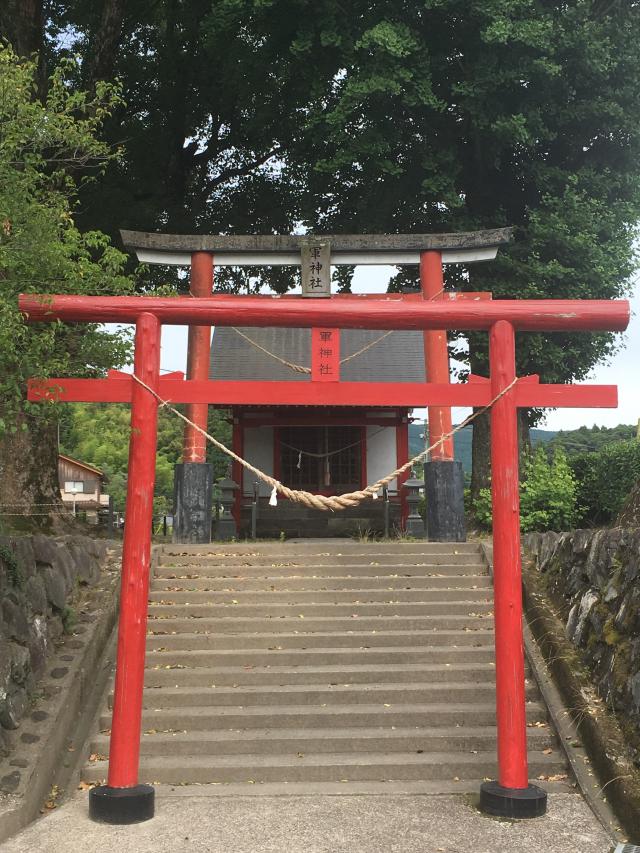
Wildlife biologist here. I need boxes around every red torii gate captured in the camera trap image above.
[120,228,513,542]
[20,290,629,824]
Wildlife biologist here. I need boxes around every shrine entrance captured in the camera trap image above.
[280,425,362,493]
[19,230,629,825]
[122,228,509,544]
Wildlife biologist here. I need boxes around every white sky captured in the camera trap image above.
[148,264,639,432]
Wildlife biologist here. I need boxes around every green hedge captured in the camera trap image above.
[473,446,578,533]
[570,440,640,526]
[472,440,640,531]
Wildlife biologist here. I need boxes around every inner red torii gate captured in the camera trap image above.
[20,289,629,824]
[121,228,514,543]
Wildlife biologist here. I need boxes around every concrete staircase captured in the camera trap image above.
[84,541,571,793]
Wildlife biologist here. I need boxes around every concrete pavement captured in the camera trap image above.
[0,791,614,853]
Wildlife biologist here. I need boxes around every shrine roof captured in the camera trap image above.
[210,327,425,383]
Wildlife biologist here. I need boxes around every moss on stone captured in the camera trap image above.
[603,617,623,647]
[586,631,600,652]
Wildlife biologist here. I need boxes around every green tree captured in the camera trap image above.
[474,445,578,533]
[59,402,232,515]
[41,0,316,290]
[570,440,640,527]
[0,46,134,524]
[5,3,640,507]
[283,2,640,498]
[519,446,578,533]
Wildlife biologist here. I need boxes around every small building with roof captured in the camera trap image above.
[58,454,110,523]
[210,326,425,538]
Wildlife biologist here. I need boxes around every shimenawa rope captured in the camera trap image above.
[279,427,385,460]
[131,374,518,512]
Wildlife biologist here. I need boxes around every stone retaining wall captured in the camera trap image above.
[524,528,640,744]
[0,534,108,753]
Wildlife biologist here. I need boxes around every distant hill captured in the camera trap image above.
[549,423,636,455]
[408,423,556,476]
[409,421,638,477]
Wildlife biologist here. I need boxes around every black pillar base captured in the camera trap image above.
[479,781,547,819]
[173,462,214,544]
[89,784,155,824]
[424,459,466,542]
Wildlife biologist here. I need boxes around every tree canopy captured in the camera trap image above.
[42,3,640,381]
[0,47,132,419]
[2,1,640,514]
[0,46,135,521]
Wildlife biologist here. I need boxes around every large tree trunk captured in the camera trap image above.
[0,0,43,57]
[518,410,531,462]
[85,0,126,88]
[470,409,491,503]
[162,0,198,232]
[0,0,46,94]
[0,413,62,531]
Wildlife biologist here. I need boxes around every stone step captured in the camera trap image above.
[155,565,486,582]
[111,682,537,710]
[144,662,500,687]
[158,554,484,570]
[82,750,565,786]
[146,600,494,617]
[98,702,548,732]
[145,645,498,669]
[149,584,493,600]
[146,615,493,635]
[90,725,555,757]
[253,527,378,539]
[152,573,492,590]
[160,543,483,556]
[146,629,495,651]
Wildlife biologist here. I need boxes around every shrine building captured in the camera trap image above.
[210,326,425,537]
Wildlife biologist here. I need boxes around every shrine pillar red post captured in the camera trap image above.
[420,251,466,542]
[479,319,545,818]
[89,312,160,823]
[173,252,216,543]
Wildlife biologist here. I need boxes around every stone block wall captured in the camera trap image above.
[525,528,640,738]
[0,534,108,754]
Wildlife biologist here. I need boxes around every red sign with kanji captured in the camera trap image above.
[311,327,340,382]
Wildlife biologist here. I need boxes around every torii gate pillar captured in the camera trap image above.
[173,252,215,544]
[421,251,466,542]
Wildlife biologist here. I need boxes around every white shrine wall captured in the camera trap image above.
[243,426,274,496]
[366,426,398,493]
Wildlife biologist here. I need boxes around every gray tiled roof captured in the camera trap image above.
[210,328,425,383]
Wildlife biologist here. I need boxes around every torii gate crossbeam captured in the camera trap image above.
[19,291,629,824]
